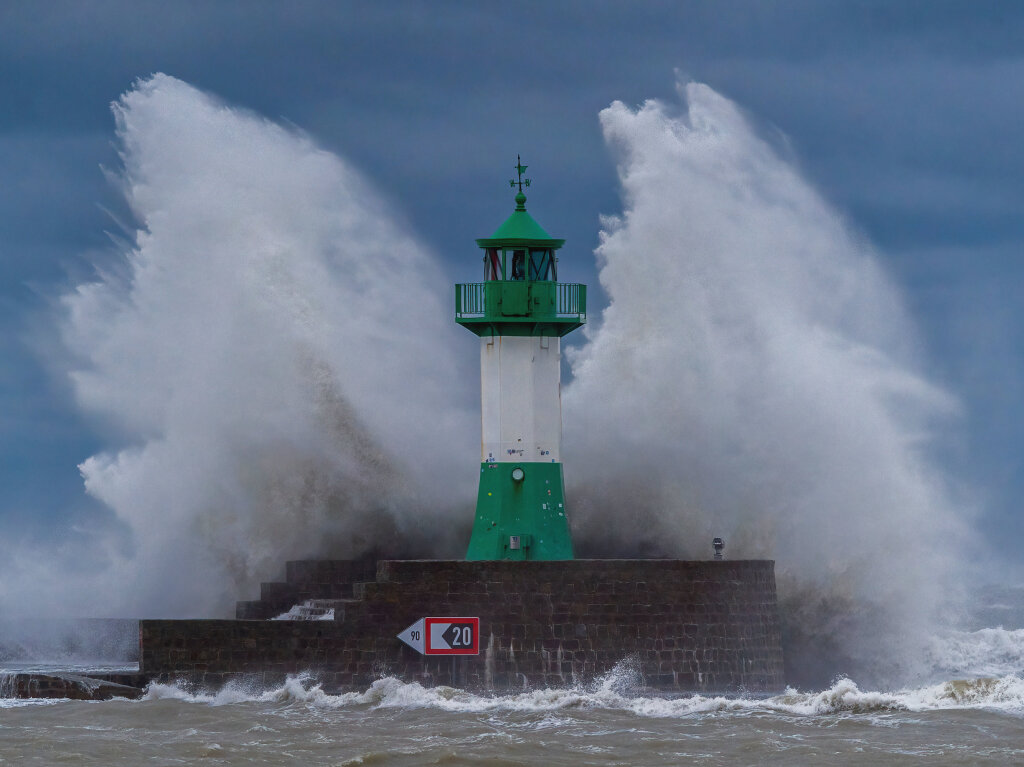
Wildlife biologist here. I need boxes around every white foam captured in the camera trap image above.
[132,666,1024,718]
[927,627,1024,678]
[143,671,364,707]
[0,697,67,709]
[271,604,335,621]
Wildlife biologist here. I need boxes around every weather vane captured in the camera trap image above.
[510,155,531,193]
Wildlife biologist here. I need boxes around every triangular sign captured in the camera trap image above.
[397,618,425,654]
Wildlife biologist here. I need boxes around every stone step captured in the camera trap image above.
[284,559,378,589]
[235,600,271,620]
[270,599,358,621]
[352,582,371,600]
[260,581,296,603]
[236,560,380,621]
[306,599,359,609]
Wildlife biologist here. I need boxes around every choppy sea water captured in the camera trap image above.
[5,602,1024,766]
[2,666,1024,765]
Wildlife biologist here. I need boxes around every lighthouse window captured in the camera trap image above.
[509,250,526,280]
[483,249,502,281]
[529,249,555,281]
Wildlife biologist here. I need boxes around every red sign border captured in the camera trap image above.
[424,616,480,655]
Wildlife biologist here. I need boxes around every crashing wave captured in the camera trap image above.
[137,663,1024,717]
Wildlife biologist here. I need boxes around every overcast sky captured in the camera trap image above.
[1,1,1022,566]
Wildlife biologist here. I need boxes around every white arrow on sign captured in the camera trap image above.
[397,618,425,654]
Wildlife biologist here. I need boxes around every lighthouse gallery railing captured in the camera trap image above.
[455,282,586,321]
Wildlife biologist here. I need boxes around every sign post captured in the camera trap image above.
[397,617,480,655]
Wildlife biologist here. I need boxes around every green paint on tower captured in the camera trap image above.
[466,462,573,561]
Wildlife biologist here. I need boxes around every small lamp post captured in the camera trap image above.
[713,538,725,561]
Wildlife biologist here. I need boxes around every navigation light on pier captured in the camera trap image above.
[455,157,586,561]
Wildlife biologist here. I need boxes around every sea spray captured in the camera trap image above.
[0,619,138,665]
[927,627,1024,679]
[564,80,974,687]
[2,74,978,693]
[50,74,476,618]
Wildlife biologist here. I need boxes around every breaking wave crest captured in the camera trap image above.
[928,627,1024,679]
[139,669,1024,718]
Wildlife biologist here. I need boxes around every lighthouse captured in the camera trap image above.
[455,158,586,561]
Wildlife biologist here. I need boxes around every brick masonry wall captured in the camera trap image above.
[142,559,784,693]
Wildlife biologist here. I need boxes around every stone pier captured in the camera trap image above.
[140,559,785,694]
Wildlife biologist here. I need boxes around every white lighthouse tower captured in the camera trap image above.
[454,158,586,560]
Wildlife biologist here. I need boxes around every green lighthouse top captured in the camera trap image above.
[455,156,585,337]
[476,155,565,249]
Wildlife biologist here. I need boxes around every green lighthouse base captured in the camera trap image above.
[466,461,574,561]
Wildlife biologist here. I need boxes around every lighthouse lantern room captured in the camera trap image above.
[455,158,586,561]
